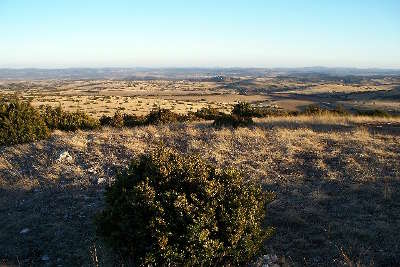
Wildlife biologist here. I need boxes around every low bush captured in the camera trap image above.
[101,109,197,128]
[194,107,223,120]
[232,102,257,118]
[356,109,391,117]
[0,96,50,145]
[95,146,271,266]
[213,102,255,127]
[145,108,187,125]
[43,106,99,131]
[302,104,326,115]
[123,113,146,127]
[100,111,124,128]
[213,113,254,128]
[301,104,350,116]
[99,114,113,126]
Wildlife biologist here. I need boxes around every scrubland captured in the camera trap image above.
[1,114,400,266]
[1,75,400,265]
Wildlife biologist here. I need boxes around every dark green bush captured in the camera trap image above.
[212,102,255,127]
[99,114,113,126]
[194,107,223,120]
[145,108,182,125]
[100,111,125,128]
[232,102,257,118]
[213,113,254,128]
[95,146,270,266]
[123,113,146,127]
[0,96,50,145]
[43,106,99,131]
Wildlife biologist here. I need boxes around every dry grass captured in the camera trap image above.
[1,117,400,265]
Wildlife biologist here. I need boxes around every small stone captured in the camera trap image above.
[41,255,50,261]
[97,177,106,184]
[20,228,30,234]
[57,151,73,163]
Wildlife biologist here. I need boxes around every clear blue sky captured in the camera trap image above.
[0,0,399,68]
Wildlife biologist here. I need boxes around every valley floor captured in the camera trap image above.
[1,116,400,266]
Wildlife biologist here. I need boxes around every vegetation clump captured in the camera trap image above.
[213,113,254,128]
[145,108,182,125]
[302,104,348,116]
[100,111,125,128]
[0,96,50,145]
[213,102,255,127]
[356,109,391,117]
[232,102,257,118]
[43,106,99,131]
[194,106,223,120]
[122,113,146,127]
[95,146,271,266]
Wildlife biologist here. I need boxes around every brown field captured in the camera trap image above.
[1,76,400,266]
[1,76,399,117]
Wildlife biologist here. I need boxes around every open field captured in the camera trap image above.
[1,75,399,117]
[1,115,400,266]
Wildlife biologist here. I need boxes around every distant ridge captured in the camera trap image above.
[0,67,399,80]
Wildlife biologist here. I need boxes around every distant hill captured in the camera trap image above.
[0,67,399,80]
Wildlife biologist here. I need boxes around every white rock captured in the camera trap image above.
[57,151,73,163]
[20,228,30,234]
[97,177,106,184]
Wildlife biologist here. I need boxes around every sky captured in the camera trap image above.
[0,0,399,68]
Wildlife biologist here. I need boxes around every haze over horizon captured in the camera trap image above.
[1,0,399,69]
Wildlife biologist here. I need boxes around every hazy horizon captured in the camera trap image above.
[1,66,400,70]
[1,0,399,69]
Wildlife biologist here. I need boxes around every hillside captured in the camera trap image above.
[1,116,400,266]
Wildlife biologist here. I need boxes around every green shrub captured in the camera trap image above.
[123,113,146,127]
[95,146,270,266]
[194,107,223,120]
[43,106,99,131]
[99,114,113,126]
[232,102,256,118]
[145,108,181,125]
[213,113,254,128]
[99,111,124,128]
[0,96,50,145]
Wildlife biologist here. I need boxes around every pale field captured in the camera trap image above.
[1,77,399,117]
[1,115,400,266]
[0,79,271,116]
